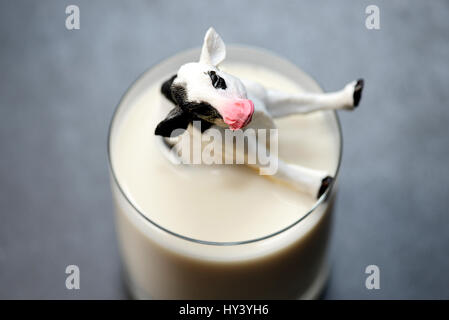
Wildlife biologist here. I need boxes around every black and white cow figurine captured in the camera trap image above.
[155,27,364,199]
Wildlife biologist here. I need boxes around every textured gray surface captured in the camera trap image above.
[0,0,448,299]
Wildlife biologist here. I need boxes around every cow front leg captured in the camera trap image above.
[265,79,364,118]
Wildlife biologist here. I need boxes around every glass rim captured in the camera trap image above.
[107,44,343,246]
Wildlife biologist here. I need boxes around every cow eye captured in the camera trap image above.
[208,71,227,90]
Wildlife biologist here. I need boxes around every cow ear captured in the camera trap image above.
[199,27,226,66]
[155,106,191,137]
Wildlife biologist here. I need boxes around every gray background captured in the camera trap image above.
[0,0,448,299]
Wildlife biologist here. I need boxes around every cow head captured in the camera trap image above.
[155,28,254,137]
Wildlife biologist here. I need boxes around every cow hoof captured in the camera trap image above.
[353,78,364,107]
[317,176,334,199]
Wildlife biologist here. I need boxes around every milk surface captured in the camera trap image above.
[112,63,339,243]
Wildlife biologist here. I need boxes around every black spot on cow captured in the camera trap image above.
[353,79,364,107]
[208,70,227,90]
[156,75,222,137]
[161,74,177,104]
[317,176,334,199]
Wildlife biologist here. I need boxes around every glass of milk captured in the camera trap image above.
[108,46,342,299]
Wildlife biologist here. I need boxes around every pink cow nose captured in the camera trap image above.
[220,99,255,130]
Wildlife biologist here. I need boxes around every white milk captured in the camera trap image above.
[109,49,341,299]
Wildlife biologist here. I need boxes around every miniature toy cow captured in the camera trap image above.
[155,28,364,199]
